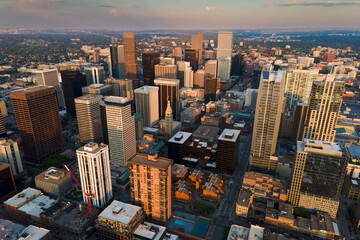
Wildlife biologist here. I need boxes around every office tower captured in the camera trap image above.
[284,69,319,112]
[204,50,214,60]
[160,57,175,65]
[216,129,241,172]
[0,139,23,175]
[291,103,307,142]
[184,66,194,88]
[91,52,100,63]
[231,53,243,76]
[303,76,344,142]
[168,131,193,162]
[204,75,217,103]
[84,66,105,85]
[75,94,103,143]
[123,33,139,80]
[96,200,144,240]
[128,153,172,222]
[205,60,217,78]
[191,32,203,64]
[250,70,286,173]
[77,142,113,208]
[10,86,64,164]
[0,163,16,202]
[177,61,190,86]
[35,69,65,109]
[184,48,199,72]
[110,45,125,79]
[217,56,231,80]
[61,70,87,118]
[35,167,72,197]
[194,69,205,88]
[244,89,258,109]
[288,140,346,218]
[142,50,160,86]
[104,78,133,99]
[81,84,112,96]
[323,52,336,62]
[165,100,173,140]
[135,114,144,140]
[0,113,5,138]
[155,63,177,79]
[172,47,182,59]
[134,86,159,127]
[154,78,180,120]
[217,31,233,59]
[103,96,136,167]
[0,101,7,117]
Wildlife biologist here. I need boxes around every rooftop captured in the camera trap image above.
[134,222,166,240]
[248,225,264,240]
[128,154,172,170]
[218,129,240,143]
[35,167,70,184]
[18,225,50,240]
[298,139,342,156]
[75,94,103,103]
[77,142,108,154]
[262,70,285,83]
[4,188,41,208]
[104,96,132,105]
[98,200,142,225]
[134,86,159,93]
[193,125,219,140]
[168,131,192,144]
[227,224,249,240]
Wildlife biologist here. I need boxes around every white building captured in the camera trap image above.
[77,142,113,208]
[184,66,194,88]
[217,57,231,80]
[134,86,159,127]
[244,89,258,109]
[217,31,233,59]
[0,138,23,175]
[84,66,105,85]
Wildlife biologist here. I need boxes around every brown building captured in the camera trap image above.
[104,78,134,99]
[154,78,180,120]
[142,50,160,86]
[155,63,177,79]
[216,129,240,172]
[172,47,182,59]
[191,32,203,64]
[194,69,205,88]
[35,167,72,197]
[323,52,336,62]
[184,48,199,72]
[128,153,172,222]
[204,75,217,103]
[10,86,64,164]
[123,33,139,82]
[291,103,307,142]
[0,109,6,138]
[0,163,16,202]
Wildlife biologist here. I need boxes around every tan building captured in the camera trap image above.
[172,47,182,59]
[236,190,252,218]
[155,63,177,79]
[0,138,23,175]
[81,83,112,96]
[191,32,203,64]
[75,94,103,143]
[0,100,8,117]
[250,68,286,173]
[104,78,134,99]
[194,69,205,88]
[205,60,217,78]
[128,153,172,222]
[35,167,72,196]
[123,33,139,80]
[134,86,159,127]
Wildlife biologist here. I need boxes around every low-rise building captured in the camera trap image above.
[236,190,252,218]
[175,180,191,201]
[0,219,51,240]
[134,221,179,240]
[35,167,72,197]
[172,164,188,180]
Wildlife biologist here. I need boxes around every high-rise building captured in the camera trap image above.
[165,100,173,140]
[177,61,190,87]
[194,69,205,88]
[10,86,64,164]
[0,138,23,175]
[217,31,233,59]
[0,163,16,202]
[172,47,182,60]
[216,129,241,172]
[155,63,177,79]
[75,94,103,143]
[84,66,105,85]
[77,142,113,208]
[128,153,172,222]
[134,86,159,127]
[135,113,144,140]
[184,66,194,88]
[123,33,139,80]
[204,75,217,103]
[160,57,175,65]
[244,89,258,109]
[81,84,112,96]
[191,32,203,64]
[0,101,8,118]
[284,69,319,112]
[250,69,286,173]
[103,96,136,167]
[184,49,199,72]
[104,78,134,99]
[142,50,160,86]
[61,70,87,118]
[205,60,217,78]
[91,52,100,63]
[204,50,214,60]
[287,140,347,218]
[110,45,126,79]
[231,53,244,76]
[303,76,344,142]
[217,56,231,80]
[291,103,307,142]
[0,112,6,138]
[154,78,180,120]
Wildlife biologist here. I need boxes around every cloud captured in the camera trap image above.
[205,6,216,11]
[98,4,112,8]
[18,0,64,3]
[266,1,360,7]
[108,9,123,16]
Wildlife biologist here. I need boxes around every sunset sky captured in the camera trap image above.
[0,0,359,30]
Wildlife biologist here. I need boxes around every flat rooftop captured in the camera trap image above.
[128,154,172,170]
[19,225,50,240]
[134,222,166,240]
[104,96,132,105]
[98,200,142,225]
[10,85,53,94]
[168,131,192,144]
[4,188,41,208]
[134,86,159,93]
[193,125,219,140]
[298,139,342,156]
[227,224,249,240]
[77,142,107,154]
[35,167,70,184]
[218,129,240,143]
[262,70,285,83]
[75,94,103,103]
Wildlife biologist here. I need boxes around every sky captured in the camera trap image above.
[0,0,359,30]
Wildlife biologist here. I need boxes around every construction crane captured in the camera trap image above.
[63,164,94,226]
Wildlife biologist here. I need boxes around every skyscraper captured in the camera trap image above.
[194,69,205,88]
[184,66,194,88]
[216,129,241,172]
[77,142,113,208]
[110,45,125,79]
[142,50,160,86]
[184,48,199,72]
[123,33,139,80]
[61,70,87,118]
[250,69,286,173]
[177,61,191,87]
[154,78,180,120]
[103,96,136,167]
[84,66,105,85]
[134,86,159,127]
[204,75,217,103]
[217,31,233,59]
[191,32,203,64]
[128,153,172,222]
[165,100,173,140]
[205,60,217,78]
[0,163,16,202]
[155,63,177,79]
[10,86,64,164]
[0,139,23,176]
[104,78,134,99]
[217,57,231,80]
[75,94,103,143]
[303,75,344,142]
[287,140,346,218]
